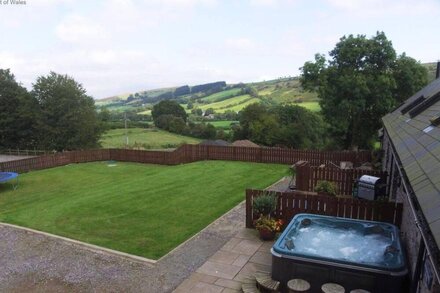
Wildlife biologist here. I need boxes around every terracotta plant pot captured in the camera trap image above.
[258,228,276,241]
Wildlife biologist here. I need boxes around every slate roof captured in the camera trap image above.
[382,77,440,248]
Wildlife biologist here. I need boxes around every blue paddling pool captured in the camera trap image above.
[0,172,19,189]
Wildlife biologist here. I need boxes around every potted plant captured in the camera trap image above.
[254,216,283,240]
[315,180,338,196]
[252,192,282,240]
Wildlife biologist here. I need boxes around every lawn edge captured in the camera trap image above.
[0,222,157,266]
[157,199,246,262]
[157,176,287,261]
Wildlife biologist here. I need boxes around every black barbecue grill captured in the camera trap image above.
[355,175,386,200]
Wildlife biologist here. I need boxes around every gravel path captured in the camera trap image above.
[0,202,246,293]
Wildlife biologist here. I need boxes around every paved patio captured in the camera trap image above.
[174,228,274,293]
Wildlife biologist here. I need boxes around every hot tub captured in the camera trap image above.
[271,214,408,293]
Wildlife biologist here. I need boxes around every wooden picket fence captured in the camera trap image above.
[245,189,403,228]
[0,145,372,173]
[295,161,387,196]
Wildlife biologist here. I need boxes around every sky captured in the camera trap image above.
[0,0,439,99]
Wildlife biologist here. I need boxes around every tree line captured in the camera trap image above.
[0,70,102,151]
[151,100,217,139]
[2,32,428,152]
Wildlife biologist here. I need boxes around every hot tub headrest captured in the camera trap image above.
[300,218,311,227]
[284,238,295,250]
[364,225,385,235]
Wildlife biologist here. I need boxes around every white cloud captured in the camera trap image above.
[326,0,440,17]
[151,0,218,7]
[32,0,73,7]
[225,38,256,51]
[249,0,279,6]
[0,52,25,70]
[55,15,108,43]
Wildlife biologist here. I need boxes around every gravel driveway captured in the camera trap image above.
[0,202,246,293]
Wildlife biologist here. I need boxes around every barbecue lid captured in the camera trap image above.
[358,175,380,185]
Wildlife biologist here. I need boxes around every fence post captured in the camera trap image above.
[295,161,310,192]
[246,189,254,228]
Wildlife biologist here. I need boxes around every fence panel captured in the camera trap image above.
[296,165,387,196]
[245,189,402,228]
[0,145,372,175]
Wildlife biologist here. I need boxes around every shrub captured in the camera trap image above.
[315,180,338,196]
[253,192,277,216]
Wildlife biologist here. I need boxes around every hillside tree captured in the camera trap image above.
[152,100,187,128]
[274,105,328,149]
[235,103,327,148]
[33,72,102,150]
[300,32,428,149]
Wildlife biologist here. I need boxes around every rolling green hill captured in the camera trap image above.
[97,62,436,117]
[96,77,320,116]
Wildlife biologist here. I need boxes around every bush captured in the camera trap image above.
[315,180,338,196]
[253,192,277,216]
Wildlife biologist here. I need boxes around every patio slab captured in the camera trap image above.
[173,227,274,292]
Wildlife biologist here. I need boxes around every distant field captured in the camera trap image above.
[100,128,200,149]
[255,78,319,106]
[138,109,152,115]
[196,120,238,130]
[201,88,242,102]
[293,101,321,112]
[198,94,259,113]
[226,98,260,112]
[101,104,138,112]
[208,120,238,128]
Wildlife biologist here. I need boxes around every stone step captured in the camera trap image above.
[255,271,280,292]
[241,275,260,293]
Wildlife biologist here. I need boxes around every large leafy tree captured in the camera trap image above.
[234,103,327,148]
[151,100,188,129]
[151,100,187,128]
[235,103,279,145]
[274,105,328,149]
[393,53,428,103]
[0,69,39,149]
[33,72,102,150]
[300,32,427,149]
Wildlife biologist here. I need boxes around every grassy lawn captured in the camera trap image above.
[0,161,286,259]
[100,128,200,149]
